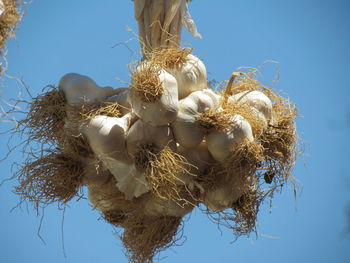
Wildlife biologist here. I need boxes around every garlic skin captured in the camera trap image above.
[182,89,221,113]
[107,88,132,116]
[81,114,132,163]
[177,143,215,176]
[107,161,149,200]
[126,119,176,158]
[177,143,215,192]
[171,89,220,148]
[59,73,115,105]
[171,112,203,149]
[81,114,149,199]
[206,115,254,162]
[129,66,179,126]
[168,54,207,99]
[228,90,273,126]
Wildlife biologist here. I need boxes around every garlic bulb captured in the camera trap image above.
[177,143,215,192]
[88,176,137,213]
[168,54,207,99]
[107,161,149,200]
[228,90,273,126]
[129,64,179,126]
[177,143,215,176]
[202,177,246,211]
[81,114,132,163]
[59,73,115,105]
[126,119,176,158]
[107,88,131,116]
[81,114,148,199]
[81,158,113,187]
[171,89,220,148]
[206,114,254,162]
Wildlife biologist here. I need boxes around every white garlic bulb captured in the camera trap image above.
[59,73,115,105]
[168,54,207,99]
[229,90,273,128]
[129,64,179,126]
[206,114,254,162]
[126,119,176,158]
[107,88,132,116]
[171,89,220,148]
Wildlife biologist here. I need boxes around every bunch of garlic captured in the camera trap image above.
[58,52,273,216]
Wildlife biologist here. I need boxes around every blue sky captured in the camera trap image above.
[1,0,350,262]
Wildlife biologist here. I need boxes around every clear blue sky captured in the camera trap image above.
[1,0,350,262]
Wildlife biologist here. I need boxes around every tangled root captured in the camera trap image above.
[198,71,298,239]
[148,47,192,70]
[121,214,183,263]
[197,109,234,133]
[221,70,298,180]
[222,140,264,182]
[55,126,93,161]
[131,64,163,103]
[231,189,263,237]
[203,140,264,191]
[223,71,262,97]
[135,144,197,207]
[200,141,267,238]
[224,101,265,137]
[78,101,121,121]
[14,150,84,210]
[197,102,263,138]
[18,85,67,143]
[260,97,298,181]
[205,187,264,240]
[0,0,21,53]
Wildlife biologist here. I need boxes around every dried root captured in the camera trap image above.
[224,101,265,137]
[197,108,234,133]
[205,187,264,240]
[223,71,262,97]
[0,0,21,52]
[260,96,298,181]
[18,85,67,143]
[78,101,121,121]
[203,140,264,191]
[221,70,298,180]
[14,150,84,210]
[197,99,264,138]
[200,140,277,238]
[55,126,93,161]
[131,64,163,103]
[230,189,263,237]
[135,144,197,207]
[148,47,192,70]
[121,214,183,263]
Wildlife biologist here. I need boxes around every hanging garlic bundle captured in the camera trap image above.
[14,1,298,263]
